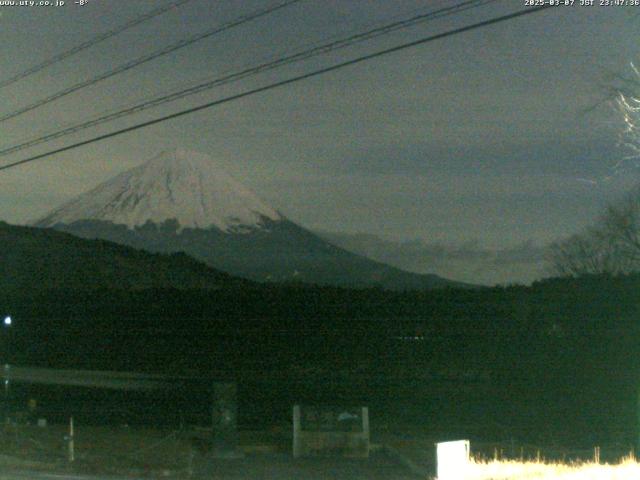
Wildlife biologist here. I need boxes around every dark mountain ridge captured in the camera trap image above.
[0,221,243,291]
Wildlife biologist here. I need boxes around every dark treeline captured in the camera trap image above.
[1,273,638,446]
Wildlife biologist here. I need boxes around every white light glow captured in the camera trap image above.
[467,457,640,480]
[614,62,640,176]
[3,316,11,326]
[434,440,640,479]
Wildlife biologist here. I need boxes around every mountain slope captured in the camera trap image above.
[0,221,242,291]
[48,217,462,289]
[34,149,465,290]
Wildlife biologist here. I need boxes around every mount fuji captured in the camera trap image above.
[34,149,462,290]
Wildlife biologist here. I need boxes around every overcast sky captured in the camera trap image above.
[0,0,638,283]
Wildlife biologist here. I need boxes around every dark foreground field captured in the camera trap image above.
[0,424,422,479]
[1,423,632,480]
[191,454,418,480]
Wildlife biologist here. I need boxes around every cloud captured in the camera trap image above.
[315,229,550,286]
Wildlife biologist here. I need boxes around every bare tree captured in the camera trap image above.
[550,228,616,276]
[549,63,640,277]
[549,188,640,276]
[600,186,640,263]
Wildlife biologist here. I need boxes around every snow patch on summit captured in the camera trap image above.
[34,149,282,231]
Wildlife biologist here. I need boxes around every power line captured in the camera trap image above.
[0,0,303,124]
[0,4,554,173]
[0,0,195,91]
[0,0,497,157]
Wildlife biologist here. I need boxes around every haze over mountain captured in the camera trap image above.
[315,231,549,286]
[34,149,464,290]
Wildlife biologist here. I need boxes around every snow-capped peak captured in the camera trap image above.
[34,149,282,231]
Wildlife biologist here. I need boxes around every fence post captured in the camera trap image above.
[211,382,238,458]
[362,406,370,454]
[68,417,75,463]
[292,405,301,458]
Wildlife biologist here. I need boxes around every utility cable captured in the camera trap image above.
[0,0,303,124]
[0,0,496,157]
[0,0,196,90]
[0,5,554,172]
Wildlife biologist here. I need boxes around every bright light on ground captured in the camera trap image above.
[3,316,10,326]
[437,440,470,480]
[461,457,640,480]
